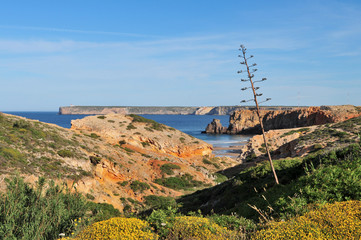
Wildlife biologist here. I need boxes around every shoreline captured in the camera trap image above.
[213,145,244,158]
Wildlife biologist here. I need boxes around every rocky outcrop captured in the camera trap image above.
[225,105,361,134]
[71,114,213,158]
[238,127,316,161]
[203,119,227,134]
[238,113,361,162]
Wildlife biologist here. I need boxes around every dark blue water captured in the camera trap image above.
[4,112,250,154]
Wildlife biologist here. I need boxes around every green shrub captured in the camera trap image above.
[203,158,220,169]
[144,195,177,210]
[202,158,212,165]
[86,193,95,200]
[30,128,46,139]
[89,156,101,165]
[129,114,154,123]
[258,147,266,153]
[90,133,100,139]
[160,163,181,175]
[147,207,178,239]
[0,147,24,162]
[179,137,185,143]
[118,140,126,145]
[117,181,128,187]
[155,173,203,190]
[141,141,150,147]
[313,143,323,150]
[97,116,106,119]
[86,202,121,222]
[149,122,166,131]
[0,177,87,239]
[281,128,310,138]
[130,180,150,193]
[209,214,256,232]
[213,173,228,183]
[12,120,31,129]
[144,127,154,132]
[128,114,165,131]
[57,149,74,158]
[245,152,257,162]
[121,147,135,153]
[126,123,137,130]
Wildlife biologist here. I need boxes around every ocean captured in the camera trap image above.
[4,112,250,156]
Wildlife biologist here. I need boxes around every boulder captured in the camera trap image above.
[204,119,227,134]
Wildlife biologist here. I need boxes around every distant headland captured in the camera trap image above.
[59,105,305,115]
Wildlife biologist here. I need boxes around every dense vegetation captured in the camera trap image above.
[0,176,121,240]
[179,143,361,219]
[155,173,206,190]
[4,141,360,239]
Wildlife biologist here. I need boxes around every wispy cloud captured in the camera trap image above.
[1,2,361,110]
[0,25,157,38]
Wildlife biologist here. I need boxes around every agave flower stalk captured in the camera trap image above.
[238,45,279,185]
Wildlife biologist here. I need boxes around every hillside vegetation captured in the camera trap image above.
[2,112,361,239]
[0,112,235,212]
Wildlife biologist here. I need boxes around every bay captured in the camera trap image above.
[4,112,250,156]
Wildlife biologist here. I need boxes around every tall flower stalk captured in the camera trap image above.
[238,45,279,185]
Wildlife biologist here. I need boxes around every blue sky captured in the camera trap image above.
[0,0,360,111]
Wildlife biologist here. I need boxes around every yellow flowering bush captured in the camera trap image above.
[253,200,361,239]
[167,216,237,240]
[72,217,158,240]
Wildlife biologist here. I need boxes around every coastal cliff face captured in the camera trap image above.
[205,105,361,134]
[59,105,302,116]
[0,112,240,212]
[59,106,235,115]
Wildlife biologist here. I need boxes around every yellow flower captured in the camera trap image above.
[253,200,361,240]
[167,216,237,240]
[73,217,157,240]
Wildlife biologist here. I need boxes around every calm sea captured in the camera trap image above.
[4,112,250,156]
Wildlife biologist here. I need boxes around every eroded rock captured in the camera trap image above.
[224,105,361,134]
[204,119,227,134]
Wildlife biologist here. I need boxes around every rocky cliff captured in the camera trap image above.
[237,114,361,162]
[204,105,361,134]
[59,105,302,115]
